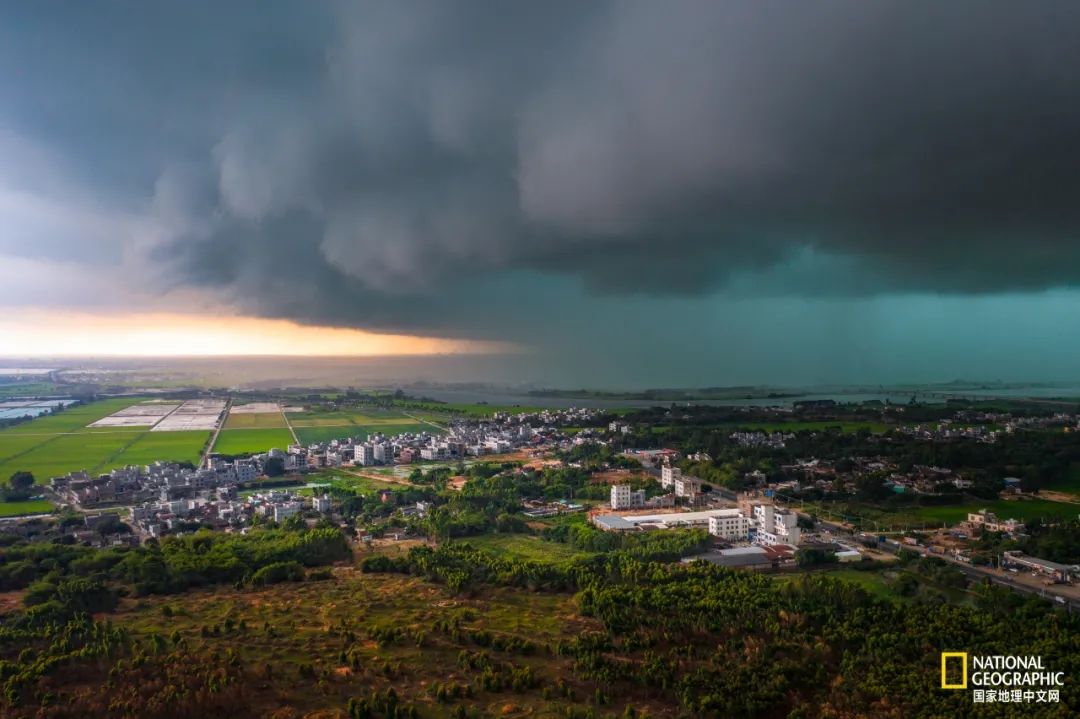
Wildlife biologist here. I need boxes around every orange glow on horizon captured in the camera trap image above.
[0,310,514,357]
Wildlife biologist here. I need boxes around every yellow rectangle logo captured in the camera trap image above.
[941,652,968,689]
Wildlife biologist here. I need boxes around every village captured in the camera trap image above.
[41,406,604,539]
[5,399,1079,609]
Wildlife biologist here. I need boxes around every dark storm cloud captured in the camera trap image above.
[4,0,1080,336]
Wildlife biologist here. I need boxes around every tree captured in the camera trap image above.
[1,471,35,501]
[795,548,837,567]
[9,471,34,491]
[854,473,890,501]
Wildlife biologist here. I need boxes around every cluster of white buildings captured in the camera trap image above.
[295,430,445,468]
[699,505,800,545]
[52,458,263,508]
[128,489,335,538]
[899,423,1001,443]
[965,508,1024,536]
[729,431,793,448]
[610,484,646,510]
[609,466,704,510]
[303,408,602,468]
[660,466,704,499]
[750,504,801,545]
[609,484,673,510]
[594,502,801,547]
[446,408,604,456]
[50,455,343,537]
[51,406,598,514]
[490,407,601,426]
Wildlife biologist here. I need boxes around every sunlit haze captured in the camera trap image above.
[0,310,513,357]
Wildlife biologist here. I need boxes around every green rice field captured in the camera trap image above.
[0,498,54,517]
[905,498,1080,525]
[0,428,211,483]
[223,411,288,429]
[798,496,1080,530]
[212,428,295,456]
[110,431,211,467]
[293,426,370,445]
[0,382,56,399]
[293,422,437,446]
[0,398,140,435]
[286,408,415,427]
[0,398,211,483]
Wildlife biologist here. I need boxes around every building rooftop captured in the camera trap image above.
[592,515,636,531]
[683,546,772,568]
[1004,552,1077,573]
[718,546,767,556]
[602,508,742,526]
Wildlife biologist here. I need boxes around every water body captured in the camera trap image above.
[0,399,77,420]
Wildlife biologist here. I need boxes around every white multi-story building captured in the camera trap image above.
[967,509,1022,535]
[661,466,681,489]
[354,444,375,466]
[164,499,192,517]
[674,476,703,499]
[373,443,389,464]
[484,439,510,454]
[708,510,753,540]
[235,462,258,483]
[130,505,154,522]
[285,452,308,471]
[611,484,645,510]
[312,495,332,513]
[754,504,801,546]
[274,501,303,522]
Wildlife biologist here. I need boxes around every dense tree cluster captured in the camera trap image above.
[362,542,1079,717]
[0,526,350,597]
[0,525,353,712]
[399,461,633,540]
[1,472,36,502]
[541,515,708,561]
[558,443,641,472]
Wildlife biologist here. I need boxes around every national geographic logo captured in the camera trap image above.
[941,652,968,689]
[941,652,1063,704]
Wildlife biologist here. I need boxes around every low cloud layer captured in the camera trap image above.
[3,1,1080,356]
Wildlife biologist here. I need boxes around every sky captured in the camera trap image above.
[2,1,1080,388]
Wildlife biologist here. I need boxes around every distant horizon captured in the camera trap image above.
[3,355,1080,396]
